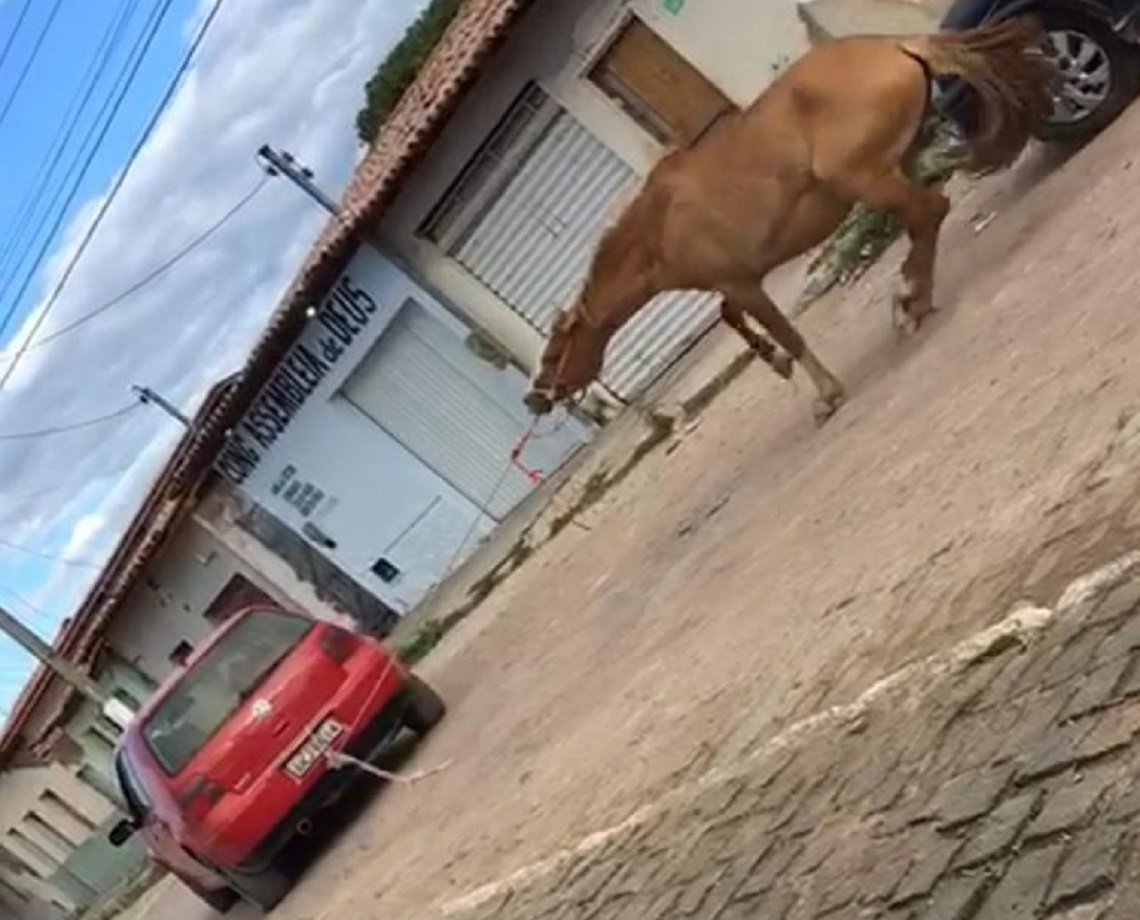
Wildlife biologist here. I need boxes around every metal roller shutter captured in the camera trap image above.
[432,86,716,400]
[342,299,583,521]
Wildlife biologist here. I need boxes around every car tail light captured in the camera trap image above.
[180,776,225,823]
[319,628,359,664]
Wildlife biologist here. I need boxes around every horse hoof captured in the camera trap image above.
[812,391,845,426]
[773,352,794,380]
[891,297,926,340]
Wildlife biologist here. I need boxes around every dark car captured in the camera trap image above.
[936,0,1140,141]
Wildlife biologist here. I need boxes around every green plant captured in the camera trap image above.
[395,620,448,665]
[356,0,466,145]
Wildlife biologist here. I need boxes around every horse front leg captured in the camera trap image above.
[720,300,793,379]
[720,283,845,425]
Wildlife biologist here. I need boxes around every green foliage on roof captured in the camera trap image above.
[355,0,466,145]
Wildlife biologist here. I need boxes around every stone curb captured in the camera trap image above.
[437,549,1140,917]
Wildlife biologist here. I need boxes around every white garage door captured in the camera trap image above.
[423,84,716,400]
[342,298,586,521]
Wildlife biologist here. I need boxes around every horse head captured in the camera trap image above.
[524,308,610,415]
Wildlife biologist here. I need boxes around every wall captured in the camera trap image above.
[214,245,567,613]
[192,481,390,633]
[102,515,337,686]
[377,0,810,373]
[0,762,115,913]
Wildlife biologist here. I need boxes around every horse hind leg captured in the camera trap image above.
[721,284,844,425]
[720,301,793,379]
[837,168,950,334]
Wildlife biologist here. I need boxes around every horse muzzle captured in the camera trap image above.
[523,389,555,416]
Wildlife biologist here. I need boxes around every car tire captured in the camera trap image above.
[1033,12,1140,142]
[403,674,446,734]
[222,864,293,912]
[182,876,239,913]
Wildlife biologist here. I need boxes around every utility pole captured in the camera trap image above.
[257,145,341,217]
[0,604,105,705]
[132,385,190,427]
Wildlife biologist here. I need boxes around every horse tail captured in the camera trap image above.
[902,15,1055,172]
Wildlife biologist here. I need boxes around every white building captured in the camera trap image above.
[195,0,834,617]
[213,246,589,615]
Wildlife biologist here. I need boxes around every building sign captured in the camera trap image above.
[217,273,380,485]
[270,464,337,520]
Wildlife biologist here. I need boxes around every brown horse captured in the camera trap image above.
[524,17,1053,423]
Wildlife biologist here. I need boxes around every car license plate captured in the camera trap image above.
[284,719,344,779]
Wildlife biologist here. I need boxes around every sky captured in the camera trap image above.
[0,0,425,721]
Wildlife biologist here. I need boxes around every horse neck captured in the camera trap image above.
[579,216,660,337]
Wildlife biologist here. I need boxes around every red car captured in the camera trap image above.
[108,605,445,912]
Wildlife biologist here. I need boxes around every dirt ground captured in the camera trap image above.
[139,103,1140,920]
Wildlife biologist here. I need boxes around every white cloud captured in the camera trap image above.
[0,0,424,668]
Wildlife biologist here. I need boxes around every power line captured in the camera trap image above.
[0,403,139,442]
[0,0,34,78]
[0,0,229,392]
[0,0,142,286]
[0,536,101,570]
[0,0,67,137]
[0,0,175,341]
[22,175,269,352]
[0,585,50,622]
[2,463,135,504]
[0,0,177,348]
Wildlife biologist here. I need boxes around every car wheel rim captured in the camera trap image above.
[1042,28,1113,124]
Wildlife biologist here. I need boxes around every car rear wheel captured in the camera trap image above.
[181,875,239,913]
[403,674,446,734]
[1034,13,1140,142]
[220,864,293,912]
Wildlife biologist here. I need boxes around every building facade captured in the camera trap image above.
[375,0,811,399]
[214,245,588,615]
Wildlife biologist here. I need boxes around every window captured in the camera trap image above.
[420,82,559,249]
[143,610,312,774]
[371,558,401,583]
[589,18,736,147]
[169,641,193,667]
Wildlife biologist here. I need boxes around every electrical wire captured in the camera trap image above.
[0,0,142,286]
[0,403,139,442]
[0,0,178,342]
[0,0,67,137]
[21,175,270,352]
[0,0,34,78]
[2,465,135,504]
[0,585,51,622]
[0,0,236,378]
[0,536,101,570]
[0,0,232,387]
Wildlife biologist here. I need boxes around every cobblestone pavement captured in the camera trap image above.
[442,558,1140,920]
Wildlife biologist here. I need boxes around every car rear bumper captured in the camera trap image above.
[233,685,410,873]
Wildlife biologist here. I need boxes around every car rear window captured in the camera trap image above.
[142,609,312,774]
